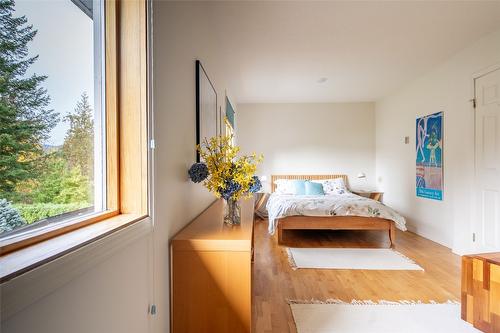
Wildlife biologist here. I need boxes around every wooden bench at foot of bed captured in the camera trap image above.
[276,216,396,247]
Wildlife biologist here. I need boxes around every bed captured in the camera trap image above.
[267,174,407,247]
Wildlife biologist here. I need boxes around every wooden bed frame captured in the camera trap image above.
[271,174,396,247]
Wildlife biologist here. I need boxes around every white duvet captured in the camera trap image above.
[266,193,407,234]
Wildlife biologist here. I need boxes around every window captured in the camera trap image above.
[0,0,107,245]
[0,0,149,256]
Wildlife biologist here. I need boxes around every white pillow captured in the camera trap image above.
[312,178,349,195]
[274,179,295,194]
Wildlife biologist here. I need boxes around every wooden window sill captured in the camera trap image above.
[0,213,148,284]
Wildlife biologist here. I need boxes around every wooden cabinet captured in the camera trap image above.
[461,252,500,333]
[171,199,254,333]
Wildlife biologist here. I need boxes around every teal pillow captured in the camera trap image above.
[293,180,307,195]
[305,181,325,195]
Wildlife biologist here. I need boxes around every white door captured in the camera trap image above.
[474,68,500,252]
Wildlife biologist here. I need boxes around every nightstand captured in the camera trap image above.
[353,190,383,202]
[254,192,270,219]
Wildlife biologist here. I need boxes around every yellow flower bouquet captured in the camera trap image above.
[188,135,263,225]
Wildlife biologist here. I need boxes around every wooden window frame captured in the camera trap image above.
[0,0,149,256]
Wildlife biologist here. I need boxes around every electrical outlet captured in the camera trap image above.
[404,136,410,144]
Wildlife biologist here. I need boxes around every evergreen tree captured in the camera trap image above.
[0,198,26,233]
[31,152,91,205]
[55,165,91,204]
[30,152,66,203]
[0,0,58,198]
[62,92,94,178]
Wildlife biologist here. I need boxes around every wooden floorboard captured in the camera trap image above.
[252,219,461,333]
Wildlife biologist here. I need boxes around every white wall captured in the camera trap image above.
[375,28,500,253]
[151,2,240,332]
[1,236,152,333]
[237,103,376,191]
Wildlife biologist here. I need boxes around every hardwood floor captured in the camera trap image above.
[252,219,461,333]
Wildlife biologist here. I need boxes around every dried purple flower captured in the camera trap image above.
[188,163,209,183]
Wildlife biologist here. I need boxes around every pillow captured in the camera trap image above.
[293,180,307,195]
[274,179,295,194]
[319,178,349,195]
[305,181,324,195]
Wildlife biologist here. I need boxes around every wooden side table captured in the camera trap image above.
[353,190,383,202]
[254,192,269,219]
[461,252,500,332]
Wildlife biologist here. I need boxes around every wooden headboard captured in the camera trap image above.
[270,174,348,192]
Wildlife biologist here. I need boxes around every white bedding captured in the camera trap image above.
[266,192,407,234]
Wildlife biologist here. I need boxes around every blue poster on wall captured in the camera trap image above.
[416,112,443,200]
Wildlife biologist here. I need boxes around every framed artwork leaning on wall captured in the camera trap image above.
[195,60,218,162]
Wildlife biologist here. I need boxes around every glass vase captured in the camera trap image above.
[224,199,241,225]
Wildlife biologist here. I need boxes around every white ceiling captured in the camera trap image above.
[199,1,500,103]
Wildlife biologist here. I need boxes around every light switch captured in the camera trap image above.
[404,136,410,144]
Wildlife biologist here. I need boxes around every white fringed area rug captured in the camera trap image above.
[287,248,424,271]
[289,300,481,333]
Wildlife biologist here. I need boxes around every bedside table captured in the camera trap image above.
[353,190,383,202]
[254,192,270,219]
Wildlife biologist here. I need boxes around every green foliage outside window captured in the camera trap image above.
[62,92,94,179]
[0,198,26,233]
[0,1,96,234]
[0,0,58,196]
[13,202,89,225]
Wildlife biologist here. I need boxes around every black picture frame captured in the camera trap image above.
[195,60,218,162]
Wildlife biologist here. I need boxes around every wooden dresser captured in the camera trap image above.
[462,252,500,332]
[171,198,254,333]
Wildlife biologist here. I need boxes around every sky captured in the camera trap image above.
[14,0,94,146]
